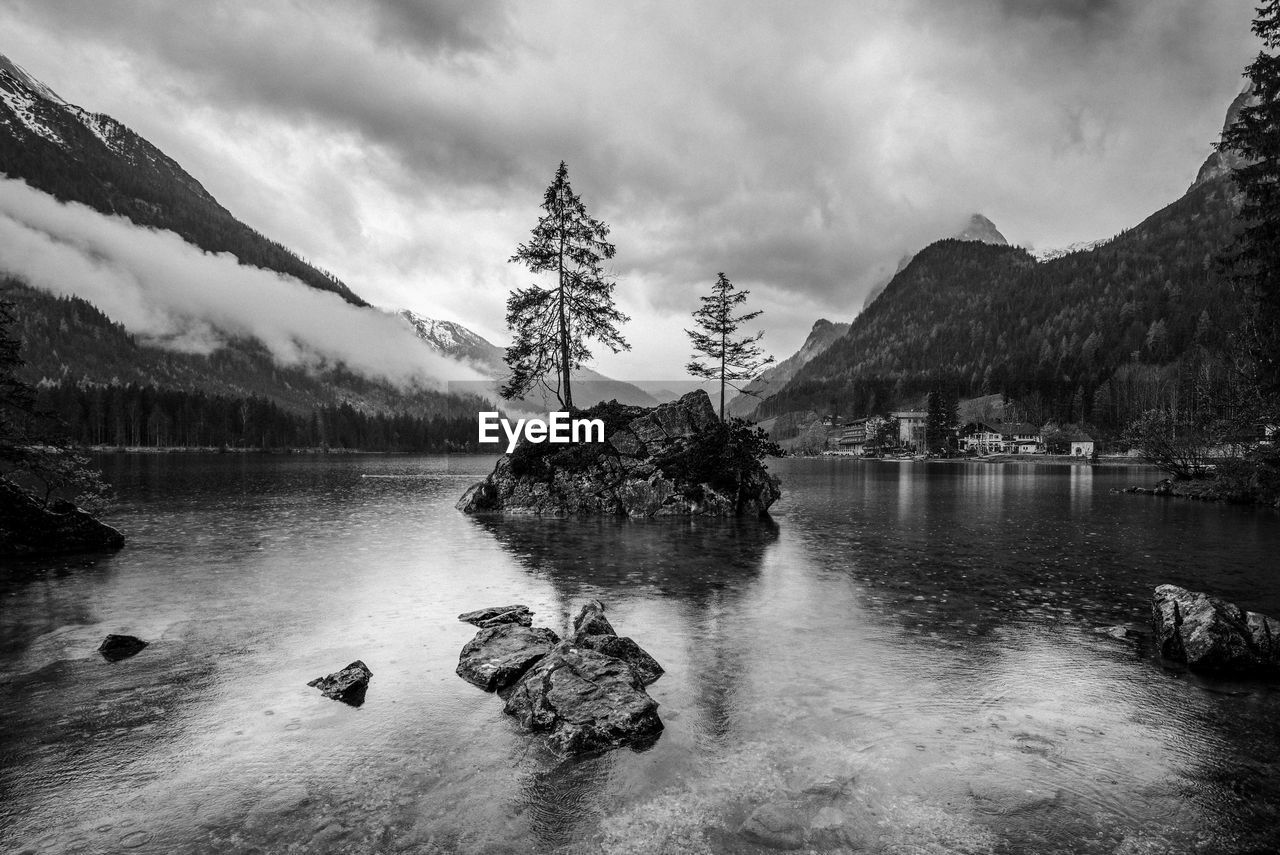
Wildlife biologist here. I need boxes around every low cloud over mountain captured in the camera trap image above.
[0,177,480,390]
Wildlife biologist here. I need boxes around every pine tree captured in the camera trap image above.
[503,162,629,409]
[924,389,959,457]
[1219,0,1280,408]
[0,300,107,509]
[686,273,775,421]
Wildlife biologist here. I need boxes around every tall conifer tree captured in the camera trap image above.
[686,273,775,421]
[503,162,629,409]
[1220,0,1280,407]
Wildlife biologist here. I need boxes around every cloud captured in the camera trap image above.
[0,177,482,389]
[0,0,1260,376]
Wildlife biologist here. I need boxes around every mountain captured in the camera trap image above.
[401,310,506,370]
[401,309,658,408]
[1190,82,1257,191]
[1030,237,1111,262]
[726,318,850,418]
[760,93,1249,435]
[862,213,1008,310]
[0,52,365,306]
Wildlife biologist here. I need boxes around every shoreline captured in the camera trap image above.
[82,446,492,456]
[807,453,1152,468]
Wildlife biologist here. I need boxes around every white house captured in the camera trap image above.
[1068,432,1095,457]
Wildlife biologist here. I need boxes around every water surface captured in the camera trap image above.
[2,455,1279,854]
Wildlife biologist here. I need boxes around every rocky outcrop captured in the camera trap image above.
[570,599,664,685]
[455,599,665,754]
[456,624,560,692]
[502,644,663,755]
[456,390,780,518]
[98,634,147,662]
[0,479,124,558]
[308,660,373,705]
[1152,585,1280,675]
[457,604,534,628]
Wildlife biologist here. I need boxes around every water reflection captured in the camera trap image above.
[3,456,1280,853]
[471,514,782,835]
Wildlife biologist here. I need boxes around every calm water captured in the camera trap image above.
[2,455,1280,854]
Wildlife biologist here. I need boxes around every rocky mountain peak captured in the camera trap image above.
[1191,80,1258,191]
[0,53,64,104]
[954,213,1008,246]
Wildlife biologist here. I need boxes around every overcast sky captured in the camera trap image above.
[0,0,1261,380]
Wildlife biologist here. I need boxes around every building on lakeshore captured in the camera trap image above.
[960,421,1044,454]
[1068,432,1095,457]
[890,411,927,453]
[839,417,869,454]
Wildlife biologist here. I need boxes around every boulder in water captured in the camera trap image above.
[569,599,663,684]
[575,633,665,686]
[456,624,560,692]
[1,479,124,558]
[98,634,147,662]
[1152,584,1280,675]
[308,660,373,705]
[458,604,534,628]
[502,643,663,755]
[571,598,616,639]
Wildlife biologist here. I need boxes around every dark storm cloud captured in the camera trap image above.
[363,0,513,55]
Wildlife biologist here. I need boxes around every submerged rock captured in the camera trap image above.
[502,643,663,755]
[458,604,534,628]
[1,479,124,558]
[739,802,807,850]
[456,624,560,692]
[98,634,147,662]
[1152,584,1280,675]
[308,660,373,705]
[456,390,780,517]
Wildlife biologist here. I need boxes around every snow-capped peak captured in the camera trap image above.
[0,53,65,105]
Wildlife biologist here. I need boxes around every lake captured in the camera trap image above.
[2,455,1280,854]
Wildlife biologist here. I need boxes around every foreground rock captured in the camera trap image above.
[308,660,373,705]
[457,604,534,628]
[456,598,665,754]
[503,644,663,754]
[98,634,147,662]
[456,624,560,692]
[571,599,664,685]
[456,390,780,517]
[1152,584,1280,675]
[0,479,124,558]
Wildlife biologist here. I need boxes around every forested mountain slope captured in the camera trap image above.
[0,53,366,306]
[760,174,1242,429]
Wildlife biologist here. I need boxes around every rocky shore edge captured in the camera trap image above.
[0,479,124,558]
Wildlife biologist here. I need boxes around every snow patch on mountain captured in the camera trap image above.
[69,107,124,155]
[0,81,64,145]
[1030,237,1112,262]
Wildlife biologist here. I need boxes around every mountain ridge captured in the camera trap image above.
[0,52,366,306]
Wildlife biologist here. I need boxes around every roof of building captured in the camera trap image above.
[1067,432,1094,442]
